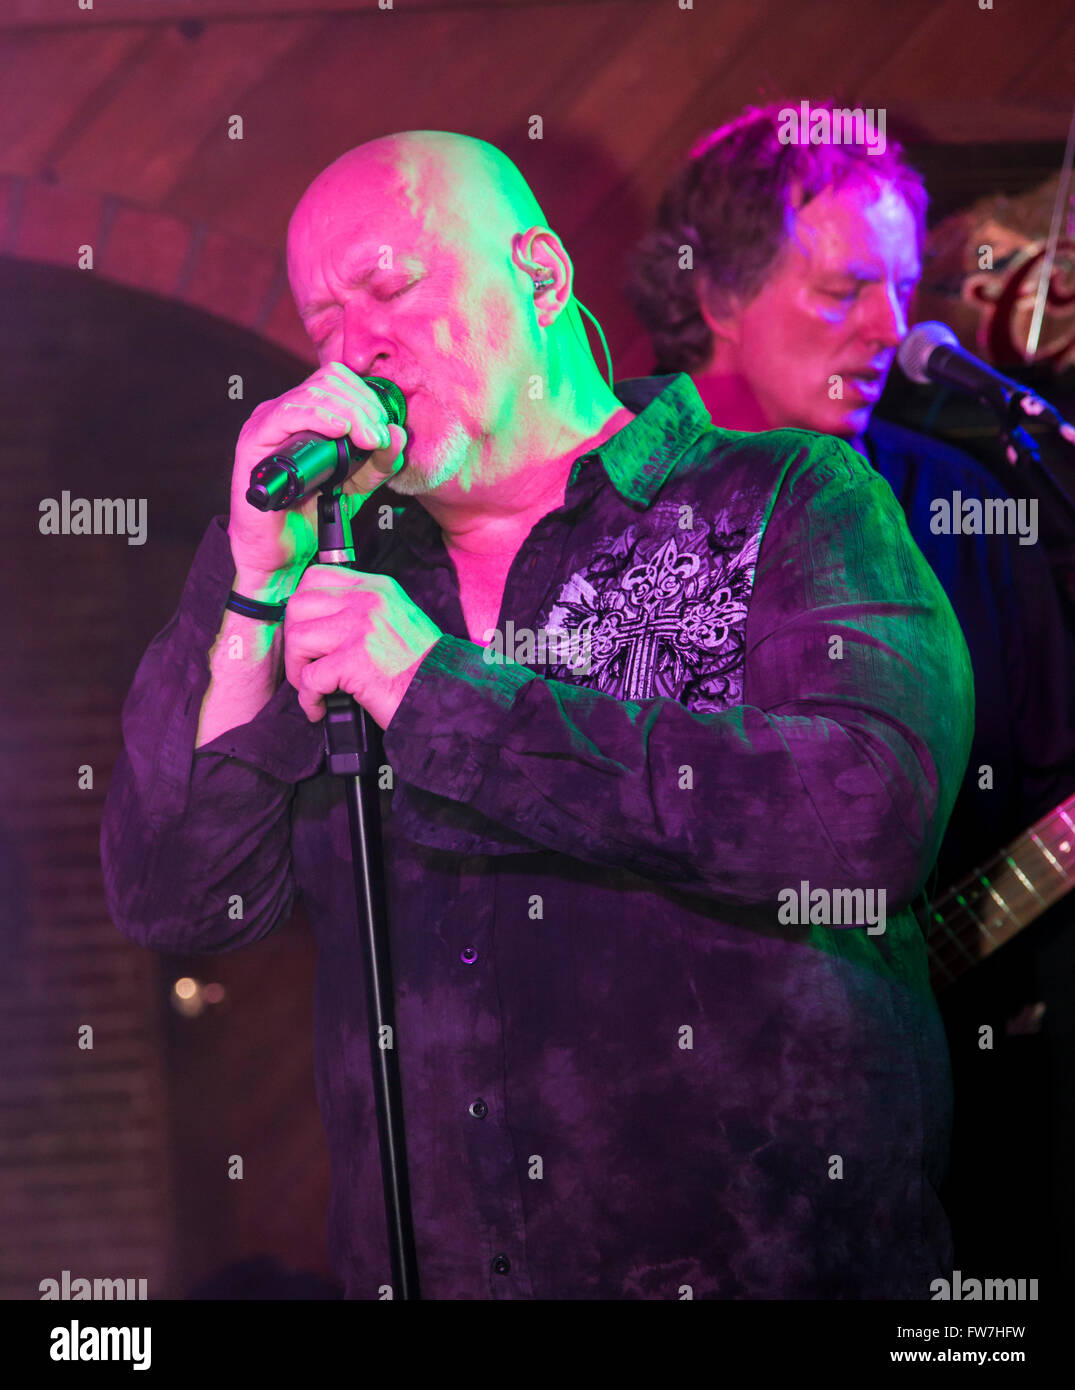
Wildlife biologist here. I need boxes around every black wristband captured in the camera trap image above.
[225,590,289,622]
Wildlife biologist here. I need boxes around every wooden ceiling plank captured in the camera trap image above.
[868,0,1074,105]
[51,18,316,205]
[0,29,148,175]
[875,102,1075,145]
[164,4,639,240]
[1004,17,1075,107]
[2,0,555,32]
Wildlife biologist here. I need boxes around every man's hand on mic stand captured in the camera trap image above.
[283,566,442,730]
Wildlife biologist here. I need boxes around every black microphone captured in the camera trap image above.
[897,322,1063,426]
[246,375,407,512]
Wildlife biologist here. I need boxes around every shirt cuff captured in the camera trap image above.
[195,673,325,783]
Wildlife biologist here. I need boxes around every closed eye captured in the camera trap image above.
[306,312,339,346]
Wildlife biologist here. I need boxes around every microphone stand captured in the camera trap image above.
[983,385,1075,533]
[316,482,421,1301]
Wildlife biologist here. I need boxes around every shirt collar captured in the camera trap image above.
[389,372,714,559]
[569,372,714,505]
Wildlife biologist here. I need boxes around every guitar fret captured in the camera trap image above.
[1006,856,1048,906]
[927,791,1075,990]
[927,875,1018,975]
[1011,829,1068,885]
[980,880,1018,935]
[940,915,980,966]
[1029,832,1071,882]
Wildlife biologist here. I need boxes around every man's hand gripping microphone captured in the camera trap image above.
[245,376,408,514]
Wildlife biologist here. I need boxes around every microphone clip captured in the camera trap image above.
[316,482,357,565]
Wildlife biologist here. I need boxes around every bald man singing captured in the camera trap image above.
[102,131,974,1300]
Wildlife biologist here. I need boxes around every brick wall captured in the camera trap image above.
[0,254,333,1299]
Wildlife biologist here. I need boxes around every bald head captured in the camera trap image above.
[284,130,599,497]
[288,131,549,279]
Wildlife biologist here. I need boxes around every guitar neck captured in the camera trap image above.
[926,792,1075,990]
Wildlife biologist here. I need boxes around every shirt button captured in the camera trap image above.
[460,945,478,965]
[491,1254,511,1275]
[469,1098,488,1119]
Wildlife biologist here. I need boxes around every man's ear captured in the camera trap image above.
[511,228,573,324]
[696,273,742,348]
[512,228,568,280]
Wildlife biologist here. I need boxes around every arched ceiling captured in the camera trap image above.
[3,0,1074,374]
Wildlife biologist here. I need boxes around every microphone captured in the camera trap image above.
[246,376,407,512]
[896,322,1063,426]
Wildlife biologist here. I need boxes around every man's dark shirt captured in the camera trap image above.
[101,374,974,1299]
[865,416,1075,896]
[864,417,1075,1293]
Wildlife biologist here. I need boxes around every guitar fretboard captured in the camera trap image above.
[926,793,1075,989]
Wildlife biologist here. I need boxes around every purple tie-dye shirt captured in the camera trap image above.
[101,374,973,1299]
